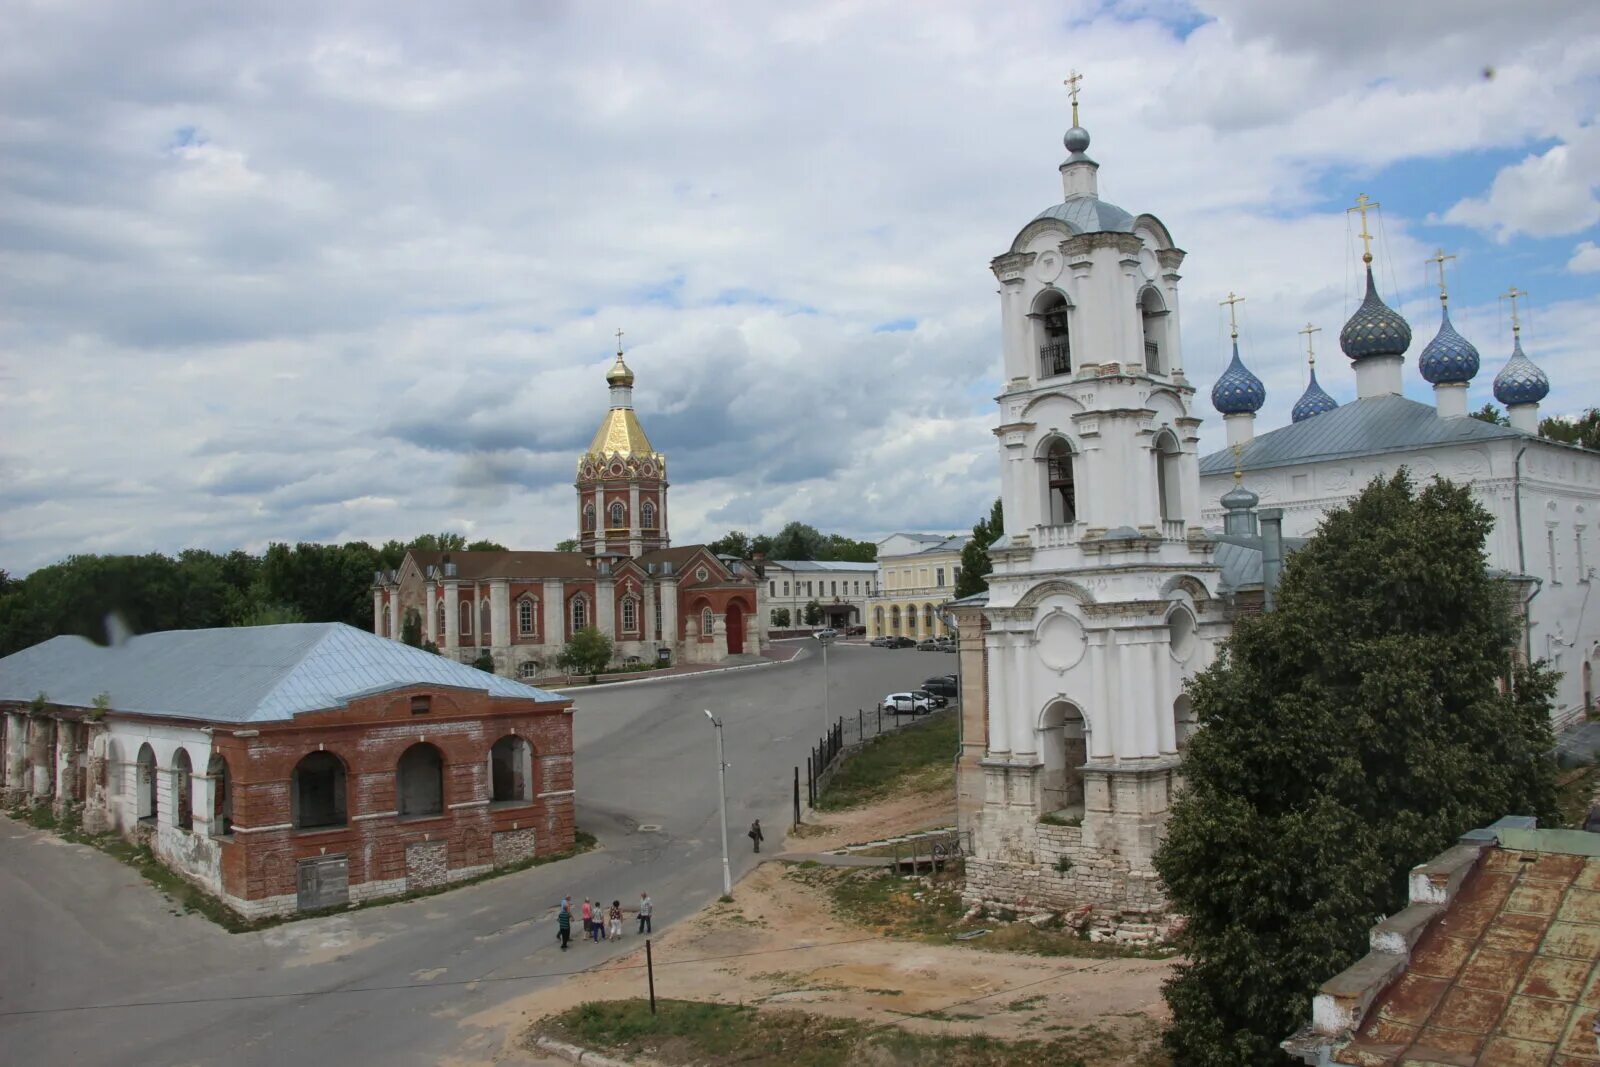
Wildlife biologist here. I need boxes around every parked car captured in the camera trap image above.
[870,636,893,647]
[885,636,916,649]
[937,637,958,652]
[813,628,839,640]
[915,638,941,651]
[912,688,947,708]
[880,691,935,715]
[922,677,958,699]
[846,625,867,636]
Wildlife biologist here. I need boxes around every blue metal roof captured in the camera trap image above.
[1290,368,1339,423]
[0,623,563,724]
[1418,306,1480,385]
[1212,341,1267,415]
[1339,267,1412,362]
[1493,336,1550,406]
[1199,394,1524,476]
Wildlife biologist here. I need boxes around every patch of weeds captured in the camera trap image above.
[1038,811,1083,827]
[1054,856,1074,873]
[1005,994,1047,1012]
[797,859,820,869]
[814,710,957,811]
[916,1008,984,1022]
[1557,762,1600,827]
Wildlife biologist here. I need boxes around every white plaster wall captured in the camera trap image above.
[102,719,225,894]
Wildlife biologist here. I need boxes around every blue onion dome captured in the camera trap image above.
[1492,335,1550,406]
[1339,267,1412,361]
[1418,306,1480,384]
[1290,368,1338,422]
[1211,341,1266,415]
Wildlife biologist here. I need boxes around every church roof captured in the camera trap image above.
[0,623,562,725]
[1030,197,1137,235]
[1199,394,1525,476]
[408,549,597,580]
[586,407,658,460]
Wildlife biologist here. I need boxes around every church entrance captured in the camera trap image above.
[725,602,745,655]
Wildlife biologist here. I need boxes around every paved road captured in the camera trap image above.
[0,643,958,1065]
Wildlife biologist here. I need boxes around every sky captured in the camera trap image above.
[2,0,1598,575]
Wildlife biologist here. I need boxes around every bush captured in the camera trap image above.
[558,627,613,676]
[471,650,495,673]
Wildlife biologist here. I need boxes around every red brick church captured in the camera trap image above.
[373,348,766,677]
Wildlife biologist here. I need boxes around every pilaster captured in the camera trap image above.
[443,581,460,652]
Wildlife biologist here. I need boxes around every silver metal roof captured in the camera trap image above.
[767,560,879,573]
[0,623,563,724]
[1031,196,1137,235]
[1199,395,1524,476]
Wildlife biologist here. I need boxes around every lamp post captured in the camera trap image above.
[814,631,834,738]
[704,709,732,897]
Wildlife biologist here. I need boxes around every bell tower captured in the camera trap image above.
[575,333,669,558]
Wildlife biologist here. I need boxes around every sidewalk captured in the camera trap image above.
[546,642,805,693]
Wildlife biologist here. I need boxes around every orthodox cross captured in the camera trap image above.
[1503,286,1526,335]
[1220,291,1244,339]
[1064,69,1083,126]
[1230,442,1245,486]
[1299,322,1321,368]
[1348,193,1379,263]
[1428,249,1456,303]
[615,327,625,354]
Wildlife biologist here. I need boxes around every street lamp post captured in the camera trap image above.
[814,631,834,738]
[704,709,733,897]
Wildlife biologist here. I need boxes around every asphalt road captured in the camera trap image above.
[0,642,959,1065]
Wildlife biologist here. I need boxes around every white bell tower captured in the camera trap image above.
[964,75,1227,933]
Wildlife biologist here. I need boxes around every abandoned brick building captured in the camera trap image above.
[0,622,574,917]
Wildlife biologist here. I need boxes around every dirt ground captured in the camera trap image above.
[473,787,1173,1065]
[782,775,958,852]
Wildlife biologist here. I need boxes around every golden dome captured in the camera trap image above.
[605,353,635,387]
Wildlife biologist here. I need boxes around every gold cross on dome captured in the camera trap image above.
[1064,69,1083,126]
[1220,291,1245,339]
[1428,249,1457,301]
[1347,193,1380,264]
[1230,442,1245,486]
[615,327,625,354]
[1299,322,1321,366]
[1503,286,1526,334]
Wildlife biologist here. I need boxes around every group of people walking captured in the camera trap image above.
[556,891,652,950]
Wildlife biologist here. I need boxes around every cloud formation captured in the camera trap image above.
[1,1,1597,574]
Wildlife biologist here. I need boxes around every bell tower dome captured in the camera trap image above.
[575,333,669,558]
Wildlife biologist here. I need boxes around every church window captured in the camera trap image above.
[460,601,473,636]
[1043,438,1078,524]
[610,501,626,528]
[292,752,347,829]
[1139,287,1166,375]
[583,503,596,532]
[437,601,446,637]
[490,735,534,803]
[518,597,537,636]
[208,754,232,836]
[481,598,491,639]
[701,607,714,635]
[1033,289,1071,378]
[1154,431,1182,523]
[1174,695,1197,752]
[571,595,589,631]
[622,596,639,633]
[831,581,837,595]
[769,581,775,596]
[642,501,656,529]
[653,595,662,640]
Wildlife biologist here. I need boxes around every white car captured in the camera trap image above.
[880,691,934,716]
[813,628,839,640]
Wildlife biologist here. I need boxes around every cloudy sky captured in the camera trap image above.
[3,0,1598,574]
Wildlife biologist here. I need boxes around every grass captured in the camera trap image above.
[532,998,1096,1066]
[5,807,596,933]
[1557,762,1599,828]
[814,709,957,811]
[785,863,1173,960]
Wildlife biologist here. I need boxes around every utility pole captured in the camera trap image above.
[704,709,732,897]
[815,631,834,738]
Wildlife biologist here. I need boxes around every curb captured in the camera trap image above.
[550,655,790,694]
[533,1035,638,1067]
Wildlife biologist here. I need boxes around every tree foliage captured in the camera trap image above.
[554,538,580,552]
[557,627,613,677]
[471,650,496,673]
[803,600,823,626]
[955,498,1003,599]
[1154,472,1558,1065]
[711,523,873,562]
[400,608,423,647]
[1539,407,1600,450]
[1470,402,1510,426]
[770,607,791,628]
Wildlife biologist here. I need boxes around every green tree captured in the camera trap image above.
[400,608,423,647]
[1539,407,1600,450]
[554,538,580,552]
[465,539,506,551]
[803,600,823,626]
[955,499,1003,598]
[770,607,791,628]
[769,521,826,561]
[235,602,307,626]
[1470,401,1509,426]
[709,531,754,558]
[1154,472,1558,1066]
[558,627,614,677]
[408,532,468,553]
[471,649,496,673]
[820,534,877,562]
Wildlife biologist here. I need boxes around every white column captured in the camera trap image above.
[372,589,384,636]
[490,579,511,652]
[52,719,76,812]
[387,589,400,644]
[660,582,679,652]
[596,578,615,639]
[1008,633,1036,758]
[986,630,1012,757]
[1508,402,1539,434]
[4,712,25,796]
[193,769,218,836]
[1224,412,1255,448]
[29,716,53,799]
[642,581,657,643]
[425,584,438,643]
[543,579,565,646]
[444,581,460,651]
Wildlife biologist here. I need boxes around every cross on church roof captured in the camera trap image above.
[615,327,625,354]
[1428,249,1457,303]
[1299,322,1321,367]
[1064,69,1083,126]
[1220,291,1245,339]
[1348,193,1380,264]
[1503,286,1526,334]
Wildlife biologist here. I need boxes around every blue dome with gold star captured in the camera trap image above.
[1340,267,1412,361]
[1211,341,1266,415]
[1290,369,1338,422]
[1492,336,1549,406]
[1418,306,1480,385]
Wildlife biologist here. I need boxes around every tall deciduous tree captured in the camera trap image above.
[1154,473,1557,1065]
[955,499,1003,598]
[1539,407,1600,450]
[558,627,613,678]
[769,521,826,561]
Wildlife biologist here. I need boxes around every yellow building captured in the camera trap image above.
[865,533,968,639]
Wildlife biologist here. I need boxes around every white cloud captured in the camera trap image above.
[1570,241,1600,273]
[1442,133,1600,241]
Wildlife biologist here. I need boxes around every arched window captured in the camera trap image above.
[136,743,157,822]
[609,501,626,528]
[701,606,715,636]
[1155,430,1182,524]
[517,660,541,680]
[437,600,446,637]
[1044,438,1077,525]
[397,743,445,818]
[1033,289,1071,378]
[291,752,347,829]
[925,604,936,634]
[172,749,194,831]
[889,605,901,634]
[208,753,232,836]
[480,598,491,640]
[571,595,589,632]
[1039,702,1087,816]
[642,500,656,529]
[622,596,639,633]
[583,502,597,531]
[1140,287,1166,375]
[460,600,473,636]
[874,606,885,633]
[518,597,537,636]
[489,735,534,804]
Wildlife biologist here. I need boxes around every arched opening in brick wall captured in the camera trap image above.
[1039,701,1087,818]
[136,743,157,822]
[209,753,232,835]
[489,735,534,804]
[171,749,193,831]
[291,751,348,829]
[398,742,445,818]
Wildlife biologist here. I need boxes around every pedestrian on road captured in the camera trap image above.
[608,900,623,940]
[557,900,572,951]
[580,897,593,941]
[638,891,653,934]
[749,818,764,854]
[592,892,606,940]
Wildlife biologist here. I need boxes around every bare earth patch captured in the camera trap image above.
[783,770,956,853]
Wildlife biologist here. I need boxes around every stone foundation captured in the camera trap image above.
[493,827,538,867]
[405,840,450,890]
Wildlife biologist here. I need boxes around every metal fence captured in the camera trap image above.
[794,702,953,820]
